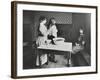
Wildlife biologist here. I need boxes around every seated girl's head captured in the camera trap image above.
[80,28,83,33]
[39,16,47,24]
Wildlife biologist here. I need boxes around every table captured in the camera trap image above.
[37,42,72,67]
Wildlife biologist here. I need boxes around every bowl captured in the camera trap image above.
[53,37,65,45]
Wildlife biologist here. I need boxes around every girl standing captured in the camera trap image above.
[48,18,58,63]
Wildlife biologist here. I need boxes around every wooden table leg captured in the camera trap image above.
[67,52,72,67]
[37,49,42,68]
[39,55,42,68]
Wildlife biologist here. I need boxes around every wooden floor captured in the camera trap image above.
[42,55,69,68]
[41,52,89,68]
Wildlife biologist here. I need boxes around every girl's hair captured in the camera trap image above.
[48,18,55,29]
[39,16,46,22]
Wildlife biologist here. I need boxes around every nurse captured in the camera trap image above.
[36,16,48,66]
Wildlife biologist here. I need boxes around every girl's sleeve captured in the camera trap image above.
[53,25,58,32]
[52,25,58,37]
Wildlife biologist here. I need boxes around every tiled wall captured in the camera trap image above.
[32,11,72,24]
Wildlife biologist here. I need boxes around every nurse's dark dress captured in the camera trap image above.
[72,34,85,54]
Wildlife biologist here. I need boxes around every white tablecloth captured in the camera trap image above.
[38,42,72,52]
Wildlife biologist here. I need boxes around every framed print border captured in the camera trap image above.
[11,1,98,79]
